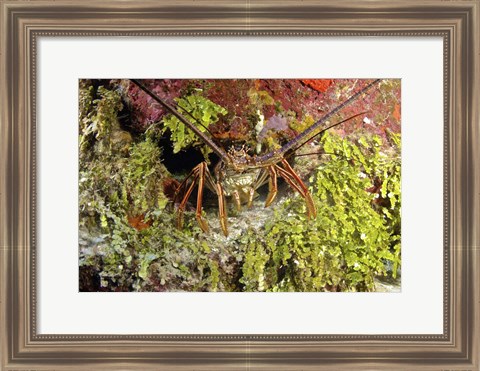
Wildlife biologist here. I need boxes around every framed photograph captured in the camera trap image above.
[78,77,401,294]
[1,1,478,370]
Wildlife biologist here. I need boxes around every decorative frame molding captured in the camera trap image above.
[1,1,478,369]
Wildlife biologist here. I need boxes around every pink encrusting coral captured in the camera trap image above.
[125,79,190,131]
[123,79,400,144]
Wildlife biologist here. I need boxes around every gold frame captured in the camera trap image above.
[1,1,478,369]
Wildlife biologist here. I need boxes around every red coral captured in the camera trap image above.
[392,103,401,122]
[301,79,334,93]
[127,214,152,231]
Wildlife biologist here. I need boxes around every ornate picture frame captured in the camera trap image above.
[1,1,478,369]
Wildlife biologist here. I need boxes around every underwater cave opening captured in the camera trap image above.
[159,138,207,175]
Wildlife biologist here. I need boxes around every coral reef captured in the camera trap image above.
[78,79,401,292]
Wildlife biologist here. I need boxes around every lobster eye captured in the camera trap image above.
[230,144,254,159]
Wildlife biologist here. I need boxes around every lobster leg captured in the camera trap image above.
[175,168,199,231]
[172,169,197,206]
[232,190,242,211]
[174,162,210,233]
[265,166,278,207]
[247,187,255,208]
[216,181,228,236]
[275,159,317,219]
[195,163,210,233]
[274,166,306,197]
[249,168,269,208]
[175,162,230,236]
[202,165,229,237]
[253,168,270,190]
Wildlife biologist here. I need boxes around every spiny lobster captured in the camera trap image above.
[130,79,381,236]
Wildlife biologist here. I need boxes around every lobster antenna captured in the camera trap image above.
[256,79,381,164]
[130,79,213,135]
[285,111,367,158]
[131,79,213,134]
[130,79,230,162]
[294,151,344,158]
[293,151,354,162]
[169,98,215,137]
